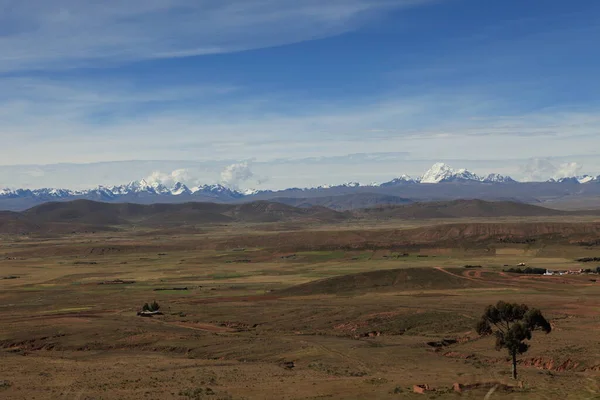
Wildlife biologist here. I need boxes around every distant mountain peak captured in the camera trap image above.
[420,163,480,183]
[481,173,516,183]
[378,174,417,187]
[549,175,598,184]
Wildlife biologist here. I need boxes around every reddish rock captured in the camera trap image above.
[413,384,431,394]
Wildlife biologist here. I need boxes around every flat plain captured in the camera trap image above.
[2,210,600,399]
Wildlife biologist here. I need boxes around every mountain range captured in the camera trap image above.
[1,163,599,212]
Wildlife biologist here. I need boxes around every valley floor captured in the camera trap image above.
[1,220,600,399]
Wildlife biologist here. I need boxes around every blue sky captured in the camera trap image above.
[1,0,600,189]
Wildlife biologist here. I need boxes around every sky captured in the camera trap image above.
[1,0,600,190]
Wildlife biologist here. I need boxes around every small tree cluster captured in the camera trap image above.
[576,257,600,263]
[142,301,160,312]
[582,268,600,274]
[503,267,546,275]
[476,301,551,379]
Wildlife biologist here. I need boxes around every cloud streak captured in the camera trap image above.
[0,0,435,72]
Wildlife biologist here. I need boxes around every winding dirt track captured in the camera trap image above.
[433,267,481,283]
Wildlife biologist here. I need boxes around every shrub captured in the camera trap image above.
[141,301,160,312]
[150,301,160,312]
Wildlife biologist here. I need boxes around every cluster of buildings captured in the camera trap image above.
[544,269,587,276]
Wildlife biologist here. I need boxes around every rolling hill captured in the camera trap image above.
[17,199,347,230]
[280,267,485,296]
[1,198,599,235]
[353,199,575,219]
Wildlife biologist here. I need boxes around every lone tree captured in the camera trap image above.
[476,301,551,380]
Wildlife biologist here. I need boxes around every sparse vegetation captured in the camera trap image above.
[178,387,215,399]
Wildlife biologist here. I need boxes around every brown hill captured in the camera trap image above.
[19,199,347,230]
[280,267,484,296]
[0,211,41,234]
[353,199,578,219]
[265,193,413,211]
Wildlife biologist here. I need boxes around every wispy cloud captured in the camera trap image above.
[0,0,435,72]
[2,74,600,167]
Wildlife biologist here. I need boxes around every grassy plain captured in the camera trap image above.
[1,217,600,399]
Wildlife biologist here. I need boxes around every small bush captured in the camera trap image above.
[142,301,160,312]
[392,386,403,394]
[150,300,160,312]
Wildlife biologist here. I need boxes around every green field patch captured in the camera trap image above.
[295,251,346,262]
[208,272,250,280]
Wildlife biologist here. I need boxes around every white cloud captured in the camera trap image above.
[145,169,192,186]
[0,0,435,72]
[220,162,254,189]
[518,158,584,181]
[554,162,583,179]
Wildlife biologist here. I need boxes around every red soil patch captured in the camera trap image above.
[464,269,483,279]
[435,267,480,283]
[167,321,236,333]
[519,357,580,372]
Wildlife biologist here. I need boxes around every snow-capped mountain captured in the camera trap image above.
[548,175,599,184]
[481,173,516,183]
[577,175,595,184]
[419,163,481,183]
[190,184,244,199]
[379,175,418,187]
[0,180,245,202]
[171,182,192,196]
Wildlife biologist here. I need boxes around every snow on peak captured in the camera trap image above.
[577,175,594,184]
[378,174,417,187]
[551,175,597,184]
[243,188,260,196]
[314,182,361,190]
[171,182,191,195]
[189,184,244,198]
[420,163,480,183]
[342,181,360,188]
[481,173,516,183]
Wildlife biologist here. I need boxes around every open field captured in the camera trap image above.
[2,213,600,399]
